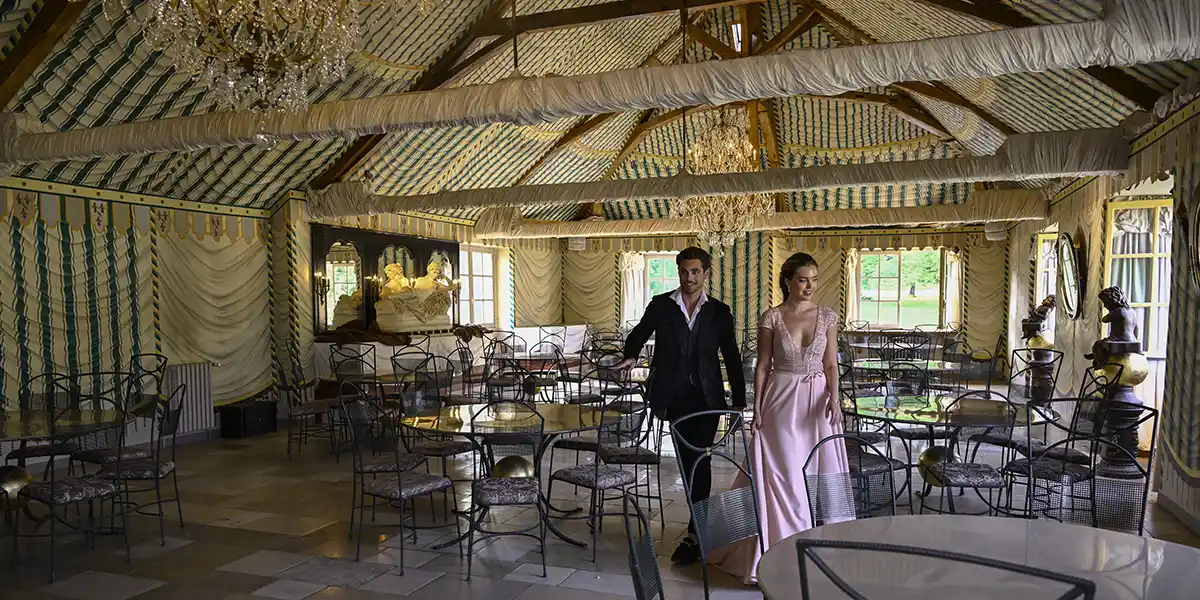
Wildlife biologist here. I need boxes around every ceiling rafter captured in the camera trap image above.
[474,0,762,38]
[810,1,1018,137]
[757,7,819,55]
[308,0,515,190]
[910,0,1159,111]
[0,0,88,108]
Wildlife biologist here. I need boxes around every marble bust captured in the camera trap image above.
[375,259,459,332]
[331,288,362,329]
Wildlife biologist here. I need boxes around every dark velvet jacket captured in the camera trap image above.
[622,292,746,413]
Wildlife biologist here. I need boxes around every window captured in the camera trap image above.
[459,246,497,327]
[621,252,679,325]
[1034,230,1059,337]
[857,249,947,329]
[1106,199,1173,355]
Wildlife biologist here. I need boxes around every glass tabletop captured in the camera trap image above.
[847,393,1052,428]
[851,359,960,372]
[400,402,614,436]
[1,408,130,442]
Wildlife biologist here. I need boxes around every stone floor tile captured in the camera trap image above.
[218,551,315,577]
[43,571,166,600]
[251,580,329,600]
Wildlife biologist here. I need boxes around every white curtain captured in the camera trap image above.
[943,248,964,328]
[844,249,861,324]
[620,252,647,327]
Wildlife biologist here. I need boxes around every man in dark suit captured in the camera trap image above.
[617,246,746,565]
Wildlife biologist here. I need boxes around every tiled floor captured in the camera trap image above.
[2,428,1198,600]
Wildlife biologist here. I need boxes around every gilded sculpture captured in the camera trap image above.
[375,258,459,332]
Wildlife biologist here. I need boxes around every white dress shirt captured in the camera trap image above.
[670,288,708,330]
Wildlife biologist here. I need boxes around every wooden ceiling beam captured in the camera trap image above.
[687,24,739,60]
[885,94,951,138]
[0,0,88,108]
[474,0,761,38]
[912,0,1158,111]
[308,0,514,189]
[757,8,820,55]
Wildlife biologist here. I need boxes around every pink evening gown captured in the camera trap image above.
[707,305,853,585]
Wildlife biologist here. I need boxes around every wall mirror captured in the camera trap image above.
[1057,232,1083,320]
[1189,188,1200,291]
[377,245,416,298]
[323,241,362,330]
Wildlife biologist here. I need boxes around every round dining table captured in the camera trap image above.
[400,401,619,548]
[846,392,1051,430]
[757,515,1200,599]
[852,359,960,373]
[1,408,131,444]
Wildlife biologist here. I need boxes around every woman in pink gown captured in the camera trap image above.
[708,252,852,584]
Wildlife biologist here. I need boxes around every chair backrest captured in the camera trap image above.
[471,401,544,476]
[482,362,533,404]
[1009,348,1065,401]
[794,538,1096,600]
[150,384,186,466]
[18,372,70,412]
[883,362,929,396]
[391,348,432,383]
[941,389,1014,438]
[131,353,169,395]
[623,494,665,600]
[803,433,896,525]
[331,344,376,380]
[888,333,932,361]
[416,355,457,400]
[846,320,869,332]
[669,411,763,560]
[337,381,401,473]
[538,325,567,349]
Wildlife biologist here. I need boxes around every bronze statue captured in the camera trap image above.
[1021,294,1056,341]
[1098,286,1138,344]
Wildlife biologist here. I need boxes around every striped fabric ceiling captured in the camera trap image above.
[1,0,1196,221]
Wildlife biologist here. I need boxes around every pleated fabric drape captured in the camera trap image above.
[514,244,563,327]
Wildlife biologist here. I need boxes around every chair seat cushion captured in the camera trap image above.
[927,462,1005,488]
[72,447,153,465]
[473,477,540,507]
[556,436,599,452]
[847,430,889,445]
[363,473,453,501]
[1002,458,1093,484]
[292,398,337,416]
[7,442,74,460]
[967,433,1015,448]
[847,453,906,475]
[1038,446,1090,465]
[359,452,426,474]
[99,459,177,480]
[551,464,636,489]
[24,476,119,504]
[599,445,660,465]
[412,439,474,457]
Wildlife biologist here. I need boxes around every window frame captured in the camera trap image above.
[458,245,499,327]
[1104,197,1173,356]
[1034,231,1060,301]
[643,252,680,300]
[856,248,952,330]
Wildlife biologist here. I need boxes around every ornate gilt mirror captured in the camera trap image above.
[1056,232,1083,320]
[323,241,362,330]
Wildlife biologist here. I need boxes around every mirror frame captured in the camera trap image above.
[1190,187,1200,291]
[1056,232,1085,321]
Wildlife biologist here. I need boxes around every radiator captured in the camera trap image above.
[164,362,216,436]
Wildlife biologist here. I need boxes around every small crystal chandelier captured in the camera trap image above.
[104,0,363,112]
[673,105,775,251]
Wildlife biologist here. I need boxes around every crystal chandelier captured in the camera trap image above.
[105,0,362,112]
[674,105,775,251]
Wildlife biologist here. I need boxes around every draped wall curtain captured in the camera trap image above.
[620,252,647,327]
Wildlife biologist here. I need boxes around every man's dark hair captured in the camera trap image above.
[676,246,712,271]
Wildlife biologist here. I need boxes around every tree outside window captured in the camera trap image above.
[858,250,945,328]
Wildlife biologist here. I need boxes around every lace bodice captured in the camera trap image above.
[760,306,837,374]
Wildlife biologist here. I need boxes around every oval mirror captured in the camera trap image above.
[1190,189,1200,291]
[325,241,362,330]
[1057,232,1082,320]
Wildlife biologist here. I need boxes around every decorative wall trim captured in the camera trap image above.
[0,177,271,218]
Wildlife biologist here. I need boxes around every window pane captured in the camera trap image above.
[861,255,879,279]
[459,301,470,321]
[878,278,900,301]
[479,301,495,323]
[1111,208,1154,252]
[1110,258,1153,303]
[859,301,879,324]
[879,254,900,277]
[879,302,899,324]
[473,276,493,300]
[1154,306,1170,355]
[473,252,493,276]
[459,250,470,274]
[1158,206,1173,254]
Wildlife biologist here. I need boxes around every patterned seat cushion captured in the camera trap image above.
[24,476,119,504]
[72,447,153,465]
[603,400,646,415]
[1039,446,1090,465]
[359,452,426,474]
[7,442,74,460]
[473,477,540,507]
[927,462,1005,488]
[847,453,906,475]
[556,436,599,452]
[551,464,636,489]
[99,459,177,480]
[598,445,660,465]
[1002,458,1093,484]
[363,473,453,501]
[847,430,889,445]
[413,439,474,457]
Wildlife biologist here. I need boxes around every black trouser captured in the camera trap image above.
[668,386,721,536]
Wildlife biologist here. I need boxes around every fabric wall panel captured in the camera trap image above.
[514,244,562,326]
[1006,220,1044,361]
[0,216,154,406]
[563,248,618,328]
[706,233,773,343]
[160,234,272,404]
[963,241,1008,357]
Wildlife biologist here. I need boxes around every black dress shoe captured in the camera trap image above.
[671,538,700,565]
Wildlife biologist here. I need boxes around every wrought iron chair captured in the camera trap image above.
[623,493,665,600]
[339,383,456,565]
[670,410,761,600]
[465,401,547,580]
[1008,348,1065,402]
[597,399,662,531]
[793,539,1097,600]
[803,433,899,526]
[919,390,1014,516]
[98,384,187,546]
[274,339,325,459]
[888,333,933,362]
[52,371,141,476]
